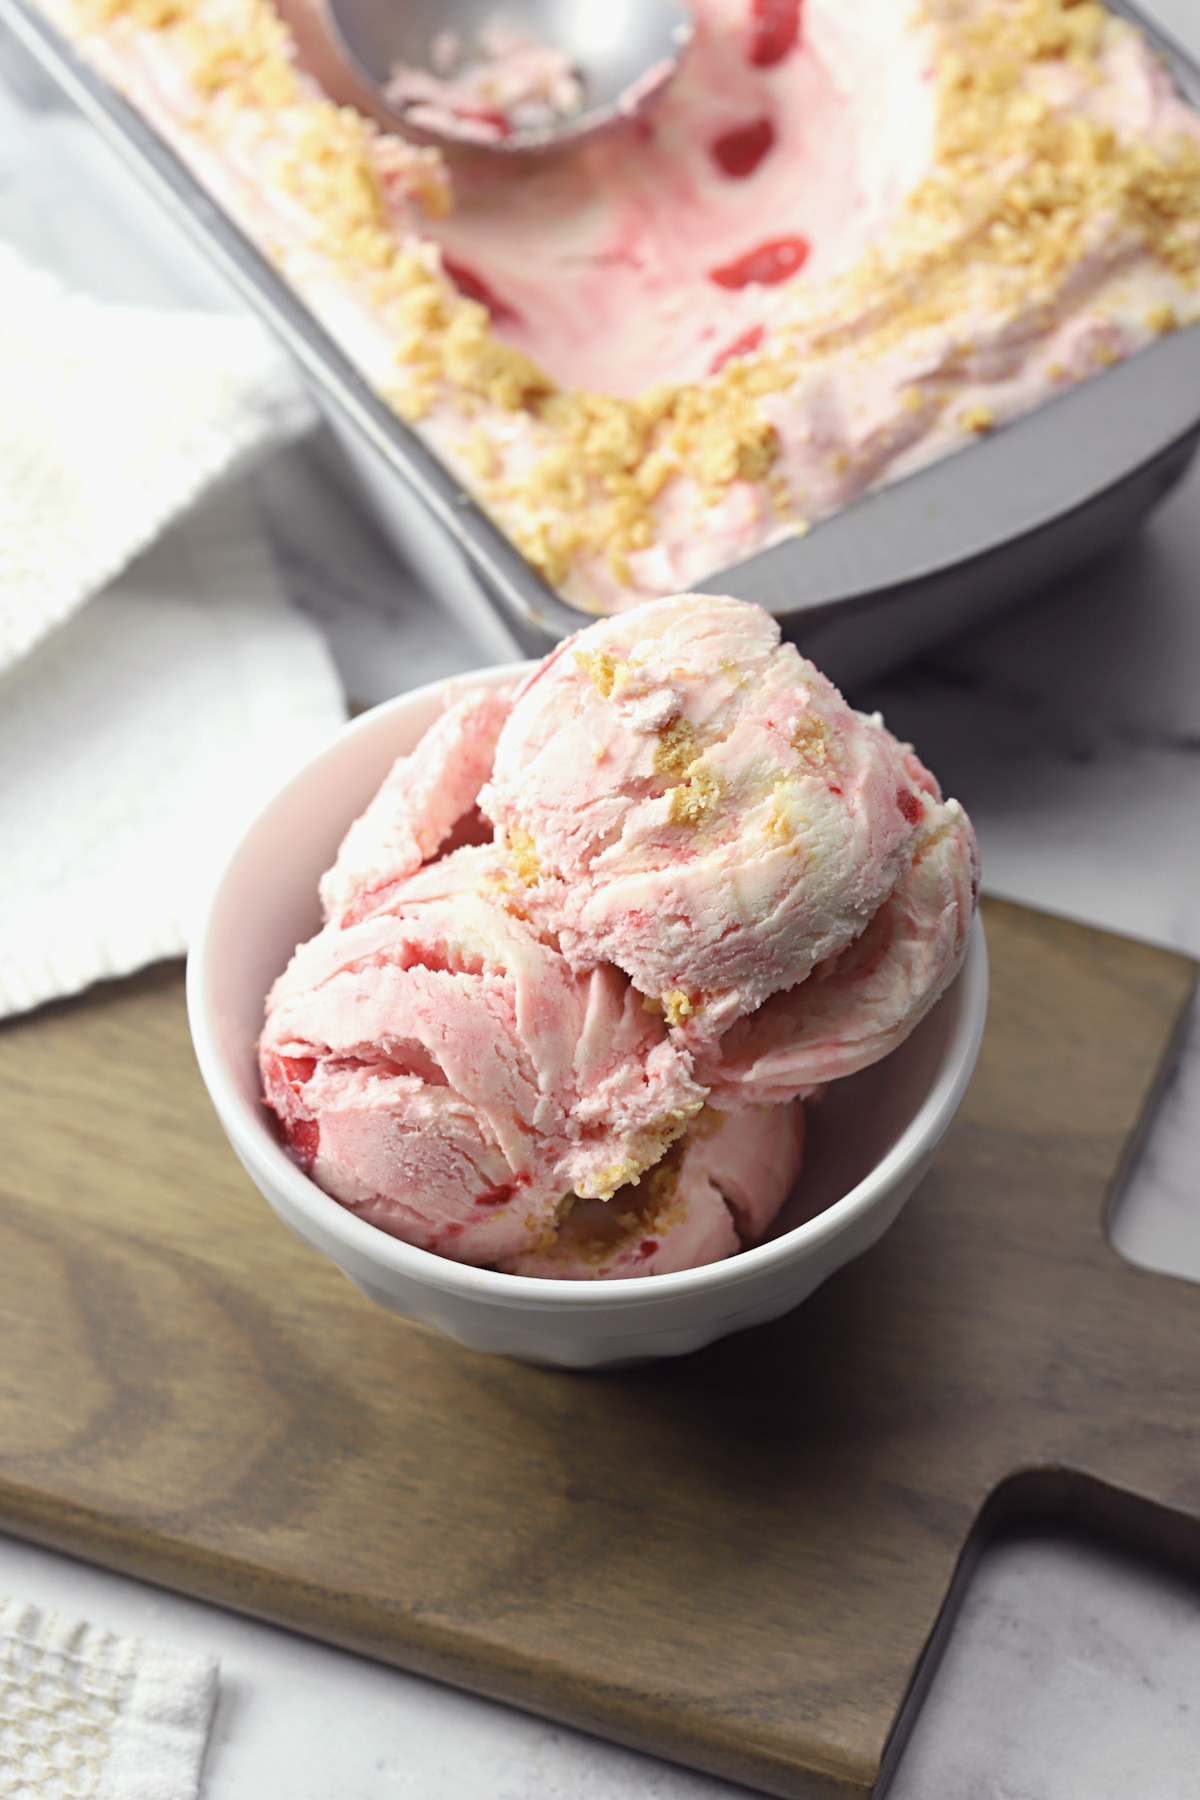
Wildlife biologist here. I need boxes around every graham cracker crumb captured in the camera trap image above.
[792,714,833,764]
[661,988,695,1028]
[504,826,541,886]
[573,648,620,697]
[652,718,700,777]
[959,403,994,433]
[667,763,722,826]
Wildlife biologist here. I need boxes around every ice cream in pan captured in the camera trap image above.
[37,0,1200,613]
[259,595,979,1278]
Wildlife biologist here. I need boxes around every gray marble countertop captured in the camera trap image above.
[3,2,1200,1793]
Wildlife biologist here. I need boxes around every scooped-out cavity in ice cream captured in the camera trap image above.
[259,595,980,1279]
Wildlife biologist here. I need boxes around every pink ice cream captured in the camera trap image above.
[319,683,513,928]
[259,594,978,1279]
[693,796,979,1104]
[410,0,933,397]
[499,1101,804,1280]
[261,844,708,1263]
[481,594,954,1041]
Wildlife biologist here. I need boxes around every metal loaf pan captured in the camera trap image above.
[5,0,1200,685]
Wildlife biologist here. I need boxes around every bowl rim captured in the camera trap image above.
[186,665,990,1314]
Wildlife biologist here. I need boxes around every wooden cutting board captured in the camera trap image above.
[0,897,1197,1799]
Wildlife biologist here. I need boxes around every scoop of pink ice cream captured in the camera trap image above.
[693,794,980,1105]
[499,1100,804,1280]
[480,594,943,1038]
[320,682,514,928]
[260,845,706,1264]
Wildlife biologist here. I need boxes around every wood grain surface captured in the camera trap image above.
[0,897,1196,1799]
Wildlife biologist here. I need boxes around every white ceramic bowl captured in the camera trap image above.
[187,665,989,1368]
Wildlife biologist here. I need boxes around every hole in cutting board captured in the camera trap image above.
[880,1475,1200,1799]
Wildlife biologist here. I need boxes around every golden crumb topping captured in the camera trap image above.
[958,403,995,433]
[652,718,701,777]
[814,0,1200,366]
[573,647,621,698]
[667,762,723,827]
[791,713,834,765]
[660,988,696,1028]
[1145,300,1178,332]
[503,825,542,887]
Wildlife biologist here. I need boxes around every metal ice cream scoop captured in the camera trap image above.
[320,0,695,154]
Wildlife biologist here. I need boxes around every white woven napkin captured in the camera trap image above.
[0,237,316,676]
[0,478,346,1019]
[0,1595,217,1800]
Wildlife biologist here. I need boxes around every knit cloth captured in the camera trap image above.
[0,1597,217,1800]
